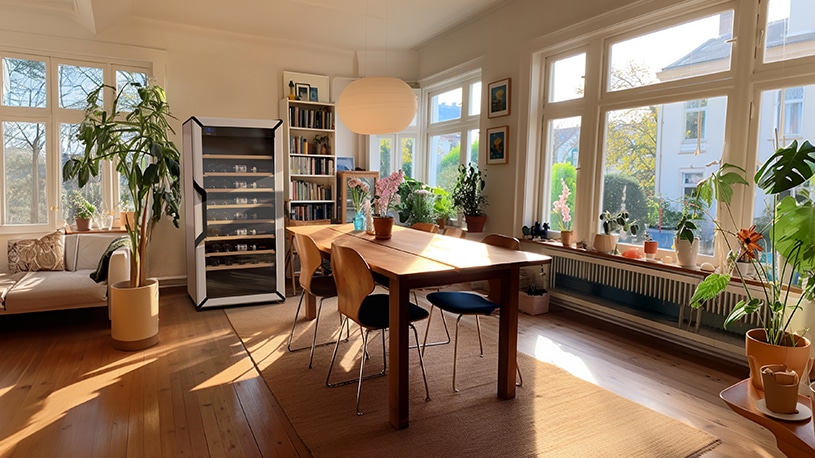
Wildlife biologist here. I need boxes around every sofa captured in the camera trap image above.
[0,231,129,314]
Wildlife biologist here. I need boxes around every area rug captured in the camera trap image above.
[225,295,720,457]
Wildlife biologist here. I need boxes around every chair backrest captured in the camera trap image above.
[411,222,439,233]
[330,242,375,324]
[294,232,325,295]
[442,227,466,239]
[480,233,521,303]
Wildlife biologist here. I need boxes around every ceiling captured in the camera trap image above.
[1,0,507,51]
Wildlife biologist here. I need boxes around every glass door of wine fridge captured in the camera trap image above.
[183,117,285,309]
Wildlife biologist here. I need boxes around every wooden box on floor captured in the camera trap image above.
[519,292,550,315]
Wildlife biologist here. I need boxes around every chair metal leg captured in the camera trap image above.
[326,318,386,389]
[288,291,337,367]
[475,314,484,357]
[452,315,462,392]
[516,365,523,387]
[410,323,431,402]
[419,305,451,353]
[356,329,370,416]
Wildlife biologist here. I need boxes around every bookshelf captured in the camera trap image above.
[279,98,337,221]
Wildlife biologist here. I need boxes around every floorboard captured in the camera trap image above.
[0,287,790,457]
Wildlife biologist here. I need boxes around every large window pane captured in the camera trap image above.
[550,53,586,103]
[547,117,580,231]
[430,88,462,123]
[469,82,481,116]
[429,133,461,192]
[61,123,102,225]
[379,137,392,179]
[4,121,48,224]
[401,136,415,178]
[58,64,103,109]
[2,57,47,108]
[467,129,479,165]
[755,85,815,283]
[764,0,815,63]
[602,96,728,254]
[608,11,733,91]
[116,70,148,111]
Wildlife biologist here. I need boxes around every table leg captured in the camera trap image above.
[389,277,410,429]
[304,292,317,320]
[497,266,520,399]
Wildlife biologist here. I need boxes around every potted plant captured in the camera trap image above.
[643,231,658,259]
[451,163,488,232]
[552,178,574,246]
[674,192,703,268]
[595,210,639,253]
[63,81,181,350]
[688,140,815,393]
[69,191,96,231]
[372,170,404,239]
[432,187,456,229]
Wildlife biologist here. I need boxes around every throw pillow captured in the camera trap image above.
[8,230,66,274]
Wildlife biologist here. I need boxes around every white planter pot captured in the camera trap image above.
[593,234,618,253]
[674,237,699,268]
[110,278,159,351]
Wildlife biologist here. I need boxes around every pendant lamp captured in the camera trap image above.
[337,76,417,135]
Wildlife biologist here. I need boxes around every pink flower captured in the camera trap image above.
[552,179,572,231]
[348,177,370,211]
[374,171,405,216]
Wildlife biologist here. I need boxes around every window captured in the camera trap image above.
[0,51,150,232]
[423,71,481,193]
[546,117,580,232]
[763,0,815,63]
[549,53,586,103]
[684,99,707,141]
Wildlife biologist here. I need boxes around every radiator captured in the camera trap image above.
[549,254,764,331]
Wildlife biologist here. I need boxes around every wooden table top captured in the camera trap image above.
[720,379,815,458]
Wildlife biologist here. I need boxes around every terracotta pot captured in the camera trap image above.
[643,240,658,259]
[760,364,800,414]
[745,328,811,390]
[674,237,699,268]
[560,230,574,247]
[75,217,91,231]
[593,234,617,253]
[373,216,395,240]
[465,214,487,233]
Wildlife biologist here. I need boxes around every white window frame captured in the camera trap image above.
[0,40,158,234]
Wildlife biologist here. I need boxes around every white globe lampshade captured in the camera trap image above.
[337,77,417,135]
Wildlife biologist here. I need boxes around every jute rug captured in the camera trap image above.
[226,293,720,457]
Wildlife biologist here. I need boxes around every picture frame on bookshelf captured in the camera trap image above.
[309,87,319,102]
[336,156,355,172]
[338,171,378,223]
[295,83,310,101]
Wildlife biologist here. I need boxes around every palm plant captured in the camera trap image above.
[63,82,181,288]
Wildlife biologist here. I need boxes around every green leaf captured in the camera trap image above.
[723,298,762,329]
[755,139,815,194]
[689,273,730,308]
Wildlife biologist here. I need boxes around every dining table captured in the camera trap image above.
[286,223,552,429]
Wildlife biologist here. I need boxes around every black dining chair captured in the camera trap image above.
[424,233,524,392]
[326,241,431,415]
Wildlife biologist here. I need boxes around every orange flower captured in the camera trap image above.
[737,225,764,260]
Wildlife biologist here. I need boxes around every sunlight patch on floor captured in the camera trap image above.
[532,334,597,384]
[193,357,255,391]
[0,358,155,455]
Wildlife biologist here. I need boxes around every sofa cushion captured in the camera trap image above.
[0,272,26,311]
[8,230,65,274]
[4,270,107,313]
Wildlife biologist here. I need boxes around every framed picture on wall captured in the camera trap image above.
[487,78,511,118]
[309,87,319,102]
[487,126,509,164]
[336,156,355,172]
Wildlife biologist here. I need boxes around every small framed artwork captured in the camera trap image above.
[487,78,511,118]
[336,156,355,172]
[309,87,319,102]
[487,126,509,165]
[295,83,311,101]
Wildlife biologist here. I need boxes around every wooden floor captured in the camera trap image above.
[0,287,788,457]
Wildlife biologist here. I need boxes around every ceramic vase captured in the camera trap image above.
[465,214,487,233]
[373,216,394,240]
[593,234,617,253]
[760,363,800,414]
[643,240,658,259]
[674,237,699,268]
[75,217,91,231]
